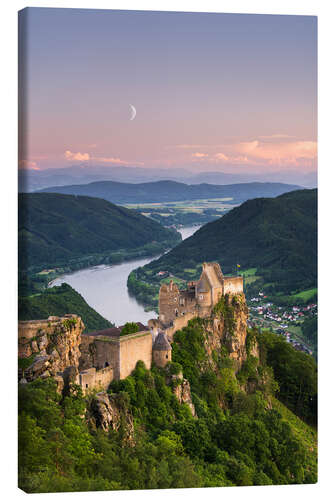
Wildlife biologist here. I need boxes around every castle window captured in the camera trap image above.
[104,362,109,368]
[174,297,178,303]
[86,384,88,388]
[166,354,168,359]
[199,294,203,300]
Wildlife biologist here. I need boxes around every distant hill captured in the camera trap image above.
[19,193,181,272]
[134,189,317,296]
[18,283,112,332]
[19,164,317,192]
[37,180,301,205]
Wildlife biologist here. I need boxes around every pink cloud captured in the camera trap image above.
[95,156,129,165]
[190,138,317,168]
[192,152,208,158]
[65,150,90,162]
[215,153,229,161]
[64,150,143,166]
[94,156,144,166]
[258,134,296,140]
[19,160,40,170]
[174,144,208,149]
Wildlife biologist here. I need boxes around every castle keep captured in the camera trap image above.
[156,262,243,339]
[18,262,243,393]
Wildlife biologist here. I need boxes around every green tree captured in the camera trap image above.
[121,322,139,336]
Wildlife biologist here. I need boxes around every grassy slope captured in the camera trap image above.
[19,193,181,271]
[18,283,112,332]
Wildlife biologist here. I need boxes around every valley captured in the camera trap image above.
[18,188,318,492]
[124,197,238,227]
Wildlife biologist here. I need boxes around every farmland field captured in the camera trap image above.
[123,198,238,228]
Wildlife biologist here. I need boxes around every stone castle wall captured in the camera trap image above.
[119,331,152,379]
[223,277,244,295]
[165,311,197,341]
[77,366,114,395]
[94,338,120,373]
[80,330,153,381]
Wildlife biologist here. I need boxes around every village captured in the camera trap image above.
[247,292,317,355]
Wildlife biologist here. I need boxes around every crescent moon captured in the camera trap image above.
[130,104,136,121]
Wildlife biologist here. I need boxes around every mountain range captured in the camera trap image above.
[19,164,317,192]
[37,180,301,205]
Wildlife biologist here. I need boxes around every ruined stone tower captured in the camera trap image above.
[152,331,172,368]
[158,280,181,326]
[158,262,244,328]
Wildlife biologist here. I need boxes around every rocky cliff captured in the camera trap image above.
[204,293,251,371]
[18,315,84,382]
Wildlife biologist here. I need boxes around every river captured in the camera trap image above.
[50,225,200,326]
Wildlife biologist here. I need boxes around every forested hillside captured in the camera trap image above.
[18,284,113,332]
[18,319,317,492]
[19,193,181,272]
[129,189,317,308]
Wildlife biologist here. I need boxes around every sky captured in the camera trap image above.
[19,8,317,176]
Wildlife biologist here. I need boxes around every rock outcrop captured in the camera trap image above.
[172,376,196,417]
[204,293,251,371]
[89,392,134,443]
[18,315,84,382]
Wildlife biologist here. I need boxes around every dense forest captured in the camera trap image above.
[19,193,181,273]
[301,316,318,359]
[18,283,112,332]
[18,319,317,493]
[38,180,300,205]
[128,189,317,308]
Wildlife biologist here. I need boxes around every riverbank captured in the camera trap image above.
[19,235,181,298]
[47,225,200,326]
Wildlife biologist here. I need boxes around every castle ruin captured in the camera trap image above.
[152,262,243,340]
[18,262,243,393]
